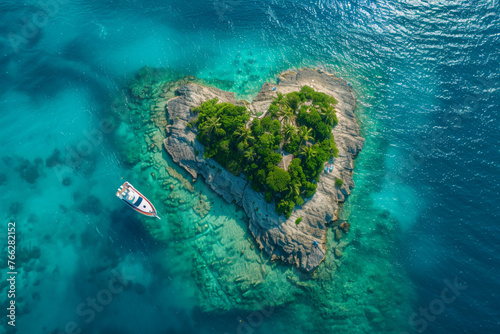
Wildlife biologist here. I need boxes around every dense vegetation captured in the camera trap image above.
[192,86,339,218]
[335,178,344,187]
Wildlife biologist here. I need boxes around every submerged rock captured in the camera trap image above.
[78,195,103,215]
[335,228,343,241]
[340,221,351,233]
[334,247,343,258]
[62,177,72,186]
[16,157,43,184]
[45,149,61,167]
[163,68,364,273]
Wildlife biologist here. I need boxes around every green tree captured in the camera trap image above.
[285,92,302,111]
[303,181,317,198]
[266,166,291,192]
[282,110,295,126]
[244,148,257,162]
[278,105,295,126]
[234,126,254,146]
[287,181,301,197]
[275,92,285,106]
[298,126,314,145]
[219,139,231,159]
[324,106,338,126]
[299,145,318,162]
[283,124,297,141]
[268,104,280,118]
[202,116,222,137]
[300,85,315,99]
[269,119,282,134]
[264,153,283,168]
[335,178,343,187]
[276,199,295,218]
[308,108,322,125]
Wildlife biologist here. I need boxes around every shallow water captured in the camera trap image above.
[1,0,499,333]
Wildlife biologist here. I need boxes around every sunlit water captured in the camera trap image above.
[0,0,499,333]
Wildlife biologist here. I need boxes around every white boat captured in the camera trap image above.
[116,181,160,219]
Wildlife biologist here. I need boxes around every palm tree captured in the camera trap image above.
[317,106,326,118]
[287,182,301,197]
[218,104,229,113]
[299,145,318,162]
[203,116,222,137]
[275,92,285,106]
[283,124,296,141]
[298,126,314,145]
[244,148,257,162]
[324,106,337,126]
[278,105,295,126]
[234,126,254,145]
[277,104,289,116]
[282,110,295,126]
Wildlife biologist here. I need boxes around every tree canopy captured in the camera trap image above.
[266,166,291,192]
[192,86,339,218]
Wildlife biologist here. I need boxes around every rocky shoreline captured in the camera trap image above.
[163,68,364,272]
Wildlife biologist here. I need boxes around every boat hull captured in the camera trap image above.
[116,182,159,219]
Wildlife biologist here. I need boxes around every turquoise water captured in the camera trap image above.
[1,0,499,333]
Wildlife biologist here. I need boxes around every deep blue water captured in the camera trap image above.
[1,0,499,333]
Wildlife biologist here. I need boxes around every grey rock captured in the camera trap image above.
[334,247,343,258]
[163,68,364,272]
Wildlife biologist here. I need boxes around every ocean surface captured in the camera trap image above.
[1,0,499,333]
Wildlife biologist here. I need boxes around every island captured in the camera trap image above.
[110,66,410,323]
[164,68,364,272]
